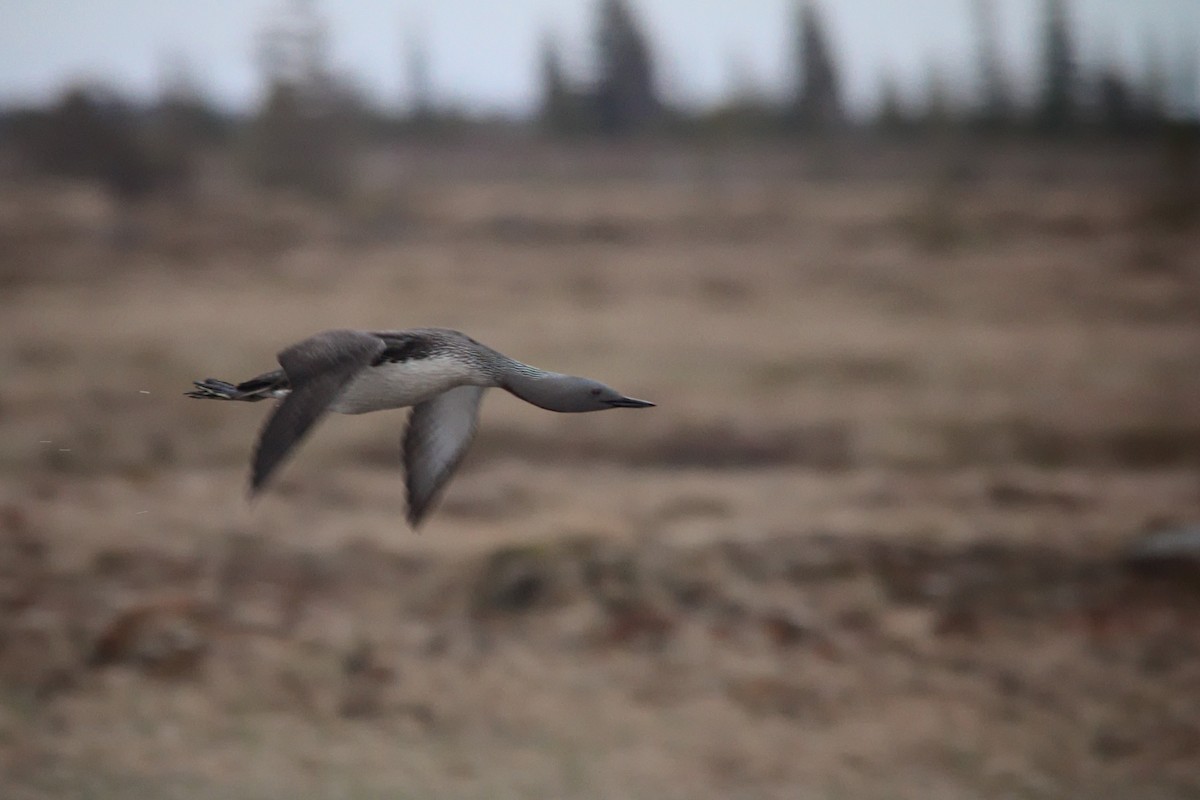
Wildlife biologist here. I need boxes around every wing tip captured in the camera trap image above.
[405,492,429,529]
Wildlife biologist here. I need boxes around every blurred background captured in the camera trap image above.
[1,1,1199,797]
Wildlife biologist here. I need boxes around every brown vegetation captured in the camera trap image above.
[0,141,1198,798]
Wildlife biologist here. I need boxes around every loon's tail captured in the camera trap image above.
[185,370,289,402]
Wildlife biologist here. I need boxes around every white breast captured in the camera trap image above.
[330,357,486,414]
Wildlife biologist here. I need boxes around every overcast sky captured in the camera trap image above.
[1,0,1196,114]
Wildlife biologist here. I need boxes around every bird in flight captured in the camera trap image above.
[186,328,654,526]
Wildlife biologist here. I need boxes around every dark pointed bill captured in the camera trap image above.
[605,396,655,409]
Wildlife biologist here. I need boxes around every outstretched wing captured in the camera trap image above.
[251,330,385,493]
[402,385,486,527]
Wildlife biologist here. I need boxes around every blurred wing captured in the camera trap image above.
[403,386,485,527]
[251,330,384,493]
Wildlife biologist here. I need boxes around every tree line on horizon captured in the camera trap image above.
[2,0,1197,201]
[538,0,1195,138]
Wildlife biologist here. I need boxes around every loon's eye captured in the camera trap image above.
[590,388,601,396]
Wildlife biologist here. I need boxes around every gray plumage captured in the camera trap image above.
[186,328,654,526]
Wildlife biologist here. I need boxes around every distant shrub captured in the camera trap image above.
[1139,123,1200,232]
[242,0,366,199]
[14,84,157,204]
[243,78,365,200]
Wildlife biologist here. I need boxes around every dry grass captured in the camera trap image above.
[1,141,1199,798]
